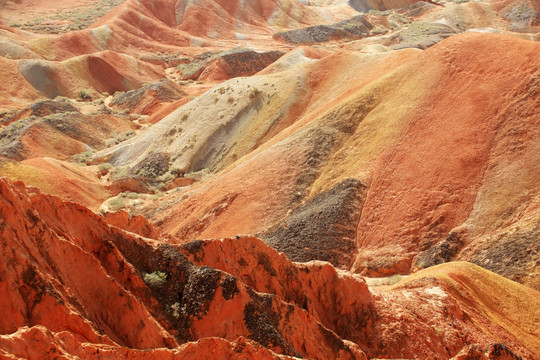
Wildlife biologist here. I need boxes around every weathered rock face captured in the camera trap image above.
[456,214,540,291]
[180,235,374,343]
[0,328,296,360]
[273,15,375,44]
[260,178,366,268]
[178,236,540,359]
[109,79,187,115]
[1,178,540,359]
[135,47,421,241]
[133,33,539,288]
[0,179,176,350]
[102,210,163,239]
[0,0,539,356]
[0,178,366,360]
[351,34,540,277]
[4,0,537,298]
[199,50,285,81]
[0,111,136,161]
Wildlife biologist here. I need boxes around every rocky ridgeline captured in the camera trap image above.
[1,177,538,359]
[0,0,539,358]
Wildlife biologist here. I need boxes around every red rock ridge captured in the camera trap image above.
[1,177,538,359]
[0,177,366,359]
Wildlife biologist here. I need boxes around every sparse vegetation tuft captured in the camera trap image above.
[249,88,261,99]
[9,0,127,34]
[78,90,92,101]
[108,197,126,211]
[170,302,186,318]
[98,163,112,171]
[143,271,167,288]
[72,149,96,163]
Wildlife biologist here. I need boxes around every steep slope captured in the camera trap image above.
[0,105,137,161]
[1,178,538,359]
[180,238,540,359]
[349,33,540,276]
[0,0,539,358]
[113,45,419,215]
[0,56,40,111]
[455,208,540,291]
[0,177,367,360]
[128,33,539,283]
[387,261,540,357]
[95,45,419,183]
[0,158,112,209]
[17,50,164,99]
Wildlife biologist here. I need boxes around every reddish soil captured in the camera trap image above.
[1,178,539,359]
[353,33,540,275]
[0,0,539,358]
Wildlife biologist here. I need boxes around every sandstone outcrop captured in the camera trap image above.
[2,178,540,359]
[131,33,540,288]
[109,79,187,116]
[0,178,366,359]
[0,0,539,358]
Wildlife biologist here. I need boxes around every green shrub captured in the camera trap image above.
[143,271,167,288]
[126,192,140,199]
[98,163,112,171]
[78,90,91,100]
[72,149,96,163]
[108,197,126,211]
[117,129,135,141]
[170,302,186,318]
[387,274,404,285]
